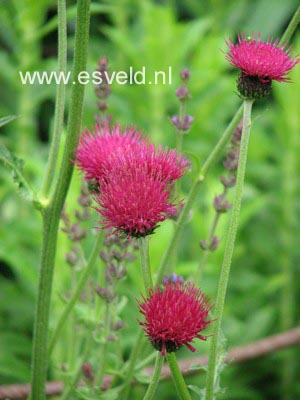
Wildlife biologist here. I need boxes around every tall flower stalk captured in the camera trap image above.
[142,352,164,400]
[205,28,300,399]
[40,0,67,199]
[205,99,254,400]
[30,1,91,398]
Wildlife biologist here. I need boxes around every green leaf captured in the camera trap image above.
[0,114,17,128]
[0,144,36,203]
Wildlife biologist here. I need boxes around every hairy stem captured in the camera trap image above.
[139,236,154,292]
[41,0,67,199]
[122,236,154,399]
[30,1,91,398]
[205,99,253,400]
[142,353,163,400]
[166,352,192,400]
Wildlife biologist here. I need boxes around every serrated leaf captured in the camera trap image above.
[0,144,36,203]
[0,114,17,128]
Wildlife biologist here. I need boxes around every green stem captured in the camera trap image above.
[40,0,67,199]
[279,103,298,400]
[166,352,192,400]
[49,231,103,356]
[156,102,243,285]
[139,236,154,292]
[143,353,163,400]
[279,6,300,46]
[122,236,154,399]
[201,104,243,176]
[30,2,91,399]
[205,99,253,400]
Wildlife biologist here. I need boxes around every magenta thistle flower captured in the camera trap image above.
[76,122,189,236]
[94,164,177,237]
[225,34,299,99]
[113,144,190,183]
[137,282,212,355]
[75,122,145,182]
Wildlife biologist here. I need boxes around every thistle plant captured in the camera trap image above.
[1,3,300,400]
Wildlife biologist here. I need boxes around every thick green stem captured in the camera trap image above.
[166,352,192,400]
[143,353,163,400]
[205,100,253,400]
[41,0,67,199]
[139,236,154,292]
[48,231,103,356]
[30,2,91,399]
[279,6,300,46]
[156,104,243,284]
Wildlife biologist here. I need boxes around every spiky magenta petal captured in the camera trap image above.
[76,122,190,236]
[75,122,189,183]
[137,282,212,355]
[75,122,145,181]
[225,34,299,82]
[94,163,177,237]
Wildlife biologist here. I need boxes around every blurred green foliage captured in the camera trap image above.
[1,0,300,398]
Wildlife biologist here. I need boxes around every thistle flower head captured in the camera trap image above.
[113,144,190,183]
[77,123,189,237]
[226,34,299,81]
[75,122,145,182]
[137,282,212,355]
[225,34,299,99]
[94,164,177,237]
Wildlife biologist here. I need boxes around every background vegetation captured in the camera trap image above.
[0,0,300,398]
